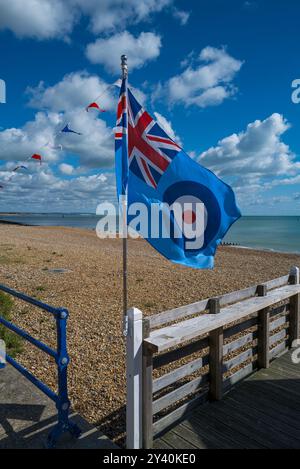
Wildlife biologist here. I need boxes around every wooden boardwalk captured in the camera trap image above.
[154,350,300,449]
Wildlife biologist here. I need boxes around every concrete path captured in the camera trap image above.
[0,364,118,449]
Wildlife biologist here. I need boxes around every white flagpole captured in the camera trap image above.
[121,54,129,337]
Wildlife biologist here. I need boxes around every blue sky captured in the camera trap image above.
[0,0,299,215]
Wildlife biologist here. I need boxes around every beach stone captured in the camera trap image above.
[47,268,72,274]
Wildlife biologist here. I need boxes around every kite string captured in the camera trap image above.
[0,80,120,189]
[42,80,119,149]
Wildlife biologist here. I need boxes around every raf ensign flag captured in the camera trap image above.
[115,79,241,269]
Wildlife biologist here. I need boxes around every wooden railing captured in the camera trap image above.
[126,266,300,449]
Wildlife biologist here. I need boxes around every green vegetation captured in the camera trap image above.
[0,291,23,357]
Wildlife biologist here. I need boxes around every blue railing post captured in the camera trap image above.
[0,284,82,447]
[47,308,81,448]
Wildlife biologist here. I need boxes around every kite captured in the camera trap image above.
[86,102,106,113]
[13,165,28,172]
[31,154,42,164]
[61,124,82,135]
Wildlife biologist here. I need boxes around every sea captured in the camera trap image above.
[0,214,299,254]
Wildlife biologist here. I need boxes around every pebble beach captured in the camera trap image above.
[0,223,299,443]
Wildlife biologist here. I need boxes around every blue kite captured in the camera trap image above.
[61,124,82,136]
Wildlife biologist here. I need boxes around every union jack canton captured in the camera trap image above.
[115,85,181,191]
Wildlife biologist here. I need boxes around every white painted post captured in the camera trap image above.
[126,307,143,449]
[290,266,300,285]
[289,267,300,345]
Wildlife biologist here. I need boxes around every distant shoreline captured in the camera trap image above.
[1,220,299,257]
[0,219,32,226]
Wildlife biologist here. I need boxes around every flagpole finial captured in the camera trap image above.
[121,54,128,79]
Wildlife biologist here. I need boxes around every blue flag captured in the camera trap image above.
[61,124,82,135]
[115,80,241,269]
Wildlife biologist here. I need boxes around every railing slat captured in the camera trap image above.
[269,329,287,347]
[223,347,257,372]
[223,331,257,355]
[153,337,209,370]
[270,316,288,332]
[223,361,258,392]
[270,304,289,318]
[153,390,209,437]
[149,275,290,329]
[146,284,300,353]
[153,356,208,394]
[270,340,288,360]
[224,317,257,339]
[153,374,209,415]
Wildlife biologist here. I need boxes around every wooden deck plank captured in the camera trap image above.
[158,430,198,449]
[225,395,300,446]
[154,350,300,449]
[264,360,300,378]
[193,402,273,448]
[209,398,298,449]
[153,438,173,449]
[187,407,262,449]
[243,380,300,415]
[179,416,252,449]
[229,387,300,432]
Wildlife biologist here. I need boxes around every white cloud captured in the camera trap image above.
[86,31,162,74]
[0,72,117,169]
[59,163,74,175]
[27,71,117,113]
[172,8,190,25]
[75,0,171,34]
[0,109,114,169]
[200,113,300,184]
[0,0,172,39]
[0,168,117,212]
[153,112,182,146]
[0,112,61,164]
[57,110,114,168]
[0,69,151,192]
[155,46,243,108]
[0,0,76,40]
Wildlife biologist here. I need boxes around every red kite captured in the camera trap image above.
[31,154,42,164]
[86,102,106,113]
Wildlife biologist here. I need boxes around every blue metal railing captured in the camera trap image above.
[0,283,81,447]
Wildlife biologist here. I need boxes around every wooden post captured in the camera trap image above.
[209,298,223,401]
[257,284,270,369]
[126,308,143,449]
[289,266,300,346]
[142,318,153,449]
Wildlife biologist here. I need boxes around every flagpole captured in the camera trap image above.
[121,54,129,337]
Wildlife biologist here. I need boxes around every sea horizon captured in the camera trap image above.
[1,213,300,255]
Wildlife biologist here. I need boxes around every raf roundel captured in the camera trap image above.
[163,181,222,253]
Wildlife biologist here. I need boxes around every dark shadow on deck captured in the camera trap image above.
[0,365,118,449]
[155,351,300,449]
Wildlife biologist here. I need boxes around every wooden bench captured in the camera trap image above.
[126,267,300,449]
